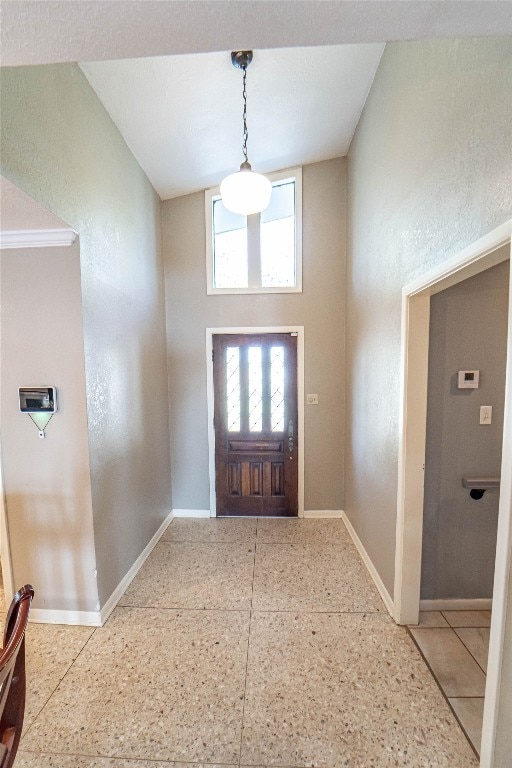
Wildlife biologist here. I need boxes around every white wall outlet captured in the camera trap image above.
[306,394,319,405]
[458,370,479,389]
[480,405,492,425]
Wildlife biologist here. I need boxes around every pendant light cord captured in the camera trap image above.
[242,65,249,163]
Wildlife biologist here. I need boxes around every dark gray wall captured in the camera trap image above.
[422,256,509,599]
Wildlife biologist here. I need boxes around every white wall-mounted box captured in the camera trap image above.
[457,370,479,389]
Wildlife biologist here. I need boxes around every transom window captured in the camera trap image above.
[205,168,302,294]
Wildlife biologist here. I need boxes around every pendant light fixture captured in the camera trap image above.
[220,51,272,216]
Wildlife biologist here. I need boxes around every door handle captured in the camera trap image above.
[288,420,294,452]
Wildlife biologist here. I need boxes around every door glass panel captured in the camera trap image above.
[270,346,285,432]
[248,346,263,432]
[226,347,241,432]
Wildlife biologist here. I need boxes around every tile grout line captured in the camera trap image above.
[21,625,99,743]
[406,626,481,760]
[452,627,490,676]
[236,519,258,764]
[115,604,383,615]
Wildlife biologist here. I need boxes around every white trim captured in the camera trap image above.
[0,450,15,604]
[304,509,344,518]
[206,326,305,518]
[0,228,77,249]
[98,510,174,625]
[341,511,395,618]
[205,167,303,295]
[29,609,103,627]
[172,508,211,518]
[420,598,493,612]
[481,243,512,768]
[28,511,174,627]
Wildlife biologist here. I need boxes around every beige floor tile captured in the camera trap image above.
[163,517,257,543]
[257,518,351,545]
[252,541,383,612]
[18,757,236,768]
[455,627,490,672]
[442,610,491,628]
[21,607,249,764]
[118,541,254,610]
[448,698,485,756]
[241,612,477,767]
[409,628,486,697]
[413,611,450,628]
[24,622,95,730]
[17,755,177,767]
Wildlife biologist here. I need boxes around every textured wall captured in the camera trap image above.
[422,257,509,599]
[346,38,512,594]
[163,159,346,512]
[0,64,172,607]
[1,245,98,612]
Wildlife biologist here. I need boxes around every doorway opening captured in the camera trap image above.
[394,220,512,767]
[206,326,305,518]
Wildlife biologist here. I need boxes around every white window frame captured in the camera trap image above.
[205,167,303,295]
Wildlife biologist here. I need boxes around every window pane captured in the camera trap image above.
[213,197,248,288]
[248,346,263,432]
[260,180,295,288]
[226,347,241,432]
[270,346,285,432]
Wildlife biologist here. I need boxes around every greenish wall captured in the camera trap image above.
[162,159,346,512]
[0,64,172,608]
[346,38,512,595]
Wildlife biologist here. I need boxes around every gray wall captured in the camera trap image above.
[346,38,512,595]
[1,244,98,612]
[0,64,172,608]
[422,257,509,600]
[163,159,346,512]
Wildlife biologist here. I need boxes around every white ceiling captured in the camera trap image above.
[80,44,384,200]
[2,1,512,66]
[2,1,511,203]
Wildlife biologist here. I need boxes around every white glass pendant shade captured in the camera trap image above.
[220,162,272,215]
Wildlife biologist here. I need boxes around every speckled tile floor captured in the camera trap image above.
[16,519,478,767]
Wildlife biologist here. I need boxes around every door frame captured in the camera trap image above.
[0,451,15,602]
[206,326,305,518]
[393,219,512,767]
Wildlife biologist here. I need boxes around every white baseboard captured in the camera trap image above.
[420,598,493,611]
[99,510,174,624]
[29,511,174,627]
[29,609,103,626]
[172,508,211,518]
[341,511,395,617]
[304,509,344,518]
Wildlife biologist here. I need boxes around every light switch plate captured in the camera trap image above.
[480,405,492,425]
[306,394,319,405]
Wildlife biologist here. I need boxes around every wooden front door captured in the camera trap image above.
[213,333,298,517]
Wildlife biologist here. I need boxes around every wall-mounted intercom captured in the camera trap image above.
[19,387,57,438]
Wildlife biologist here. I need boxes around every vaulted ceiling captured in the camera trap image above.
[2,1,511,201]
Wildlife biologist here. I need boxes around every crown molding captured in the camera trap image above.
[0,228,77,249]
